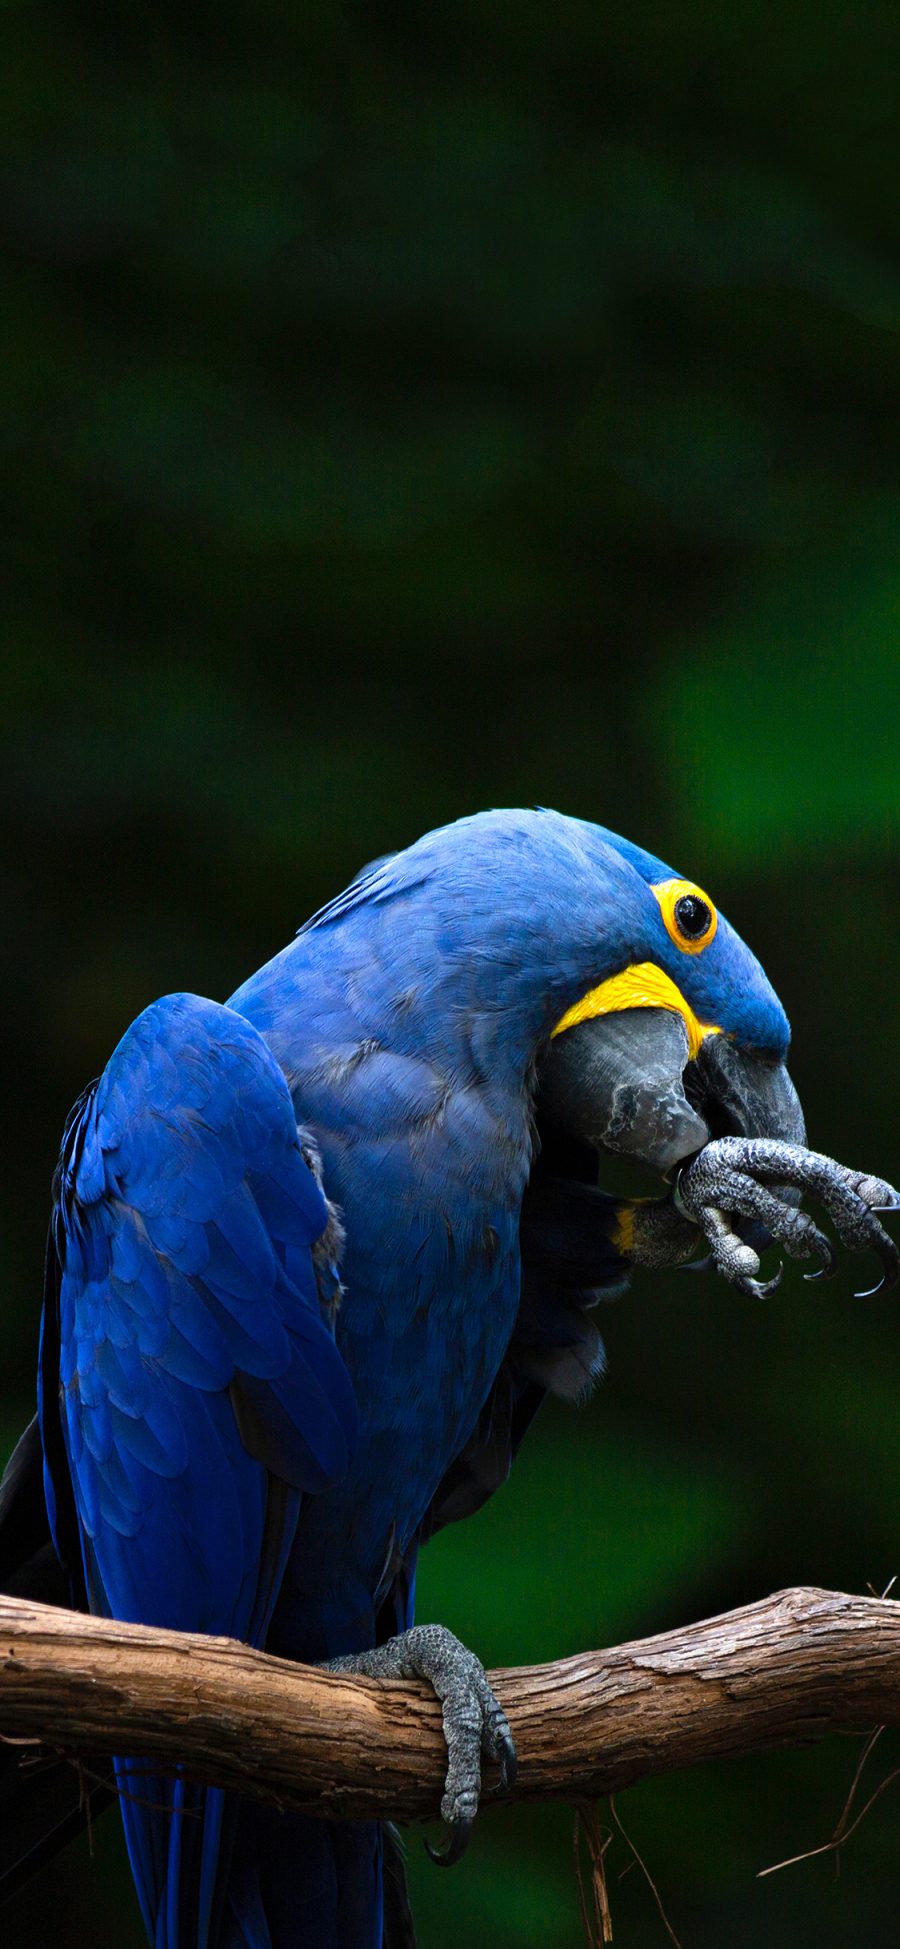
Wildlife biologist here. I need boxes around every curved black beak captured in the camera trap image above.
[537,1007,805,1176]
[537,1008,708,1173]
[686,1030,806,1148]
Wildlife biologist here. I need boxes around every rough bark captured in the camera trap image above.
[0,1587,897,1822]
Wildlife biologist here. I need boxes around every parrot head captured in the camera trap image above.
[302,806,804,1195]
[533,818,805,1181]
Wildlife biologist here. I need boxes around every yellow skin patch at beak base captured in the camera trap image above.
[550,961,721,1062]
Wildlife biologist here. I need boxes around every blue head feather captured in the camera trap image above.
[241,807,789,1071]
[576,815,790,1055]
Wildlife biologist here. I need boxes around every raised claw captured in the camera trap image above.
[677,1140,899,1296]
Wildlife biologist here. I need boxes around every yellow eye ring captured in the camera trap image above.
[652,878,718,954]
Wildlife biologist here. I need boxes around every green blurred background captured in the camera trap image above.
[2,1,898,1943]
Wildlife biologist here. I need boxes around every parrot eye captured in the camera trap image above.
[674,894,711,940]
[651,878,718,954]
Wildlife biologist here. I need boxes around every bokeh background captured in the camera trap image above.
[2,2,898,1944]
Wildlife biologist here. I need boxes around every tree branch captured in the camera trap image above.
[1,1588,898,1822]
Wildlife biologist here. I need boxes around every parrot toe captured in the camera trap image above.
[323,1622,514,1867]
[675,1138,899,1298]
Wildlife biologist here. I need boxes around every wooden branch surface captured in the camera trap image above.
[1,1588,898,1822]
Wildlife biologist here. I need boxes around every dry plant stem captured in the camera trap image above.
[757,1727,900,1879]
[573,1804,614,1948]
[0,1587,898,1824]
[609,1797,683,1949]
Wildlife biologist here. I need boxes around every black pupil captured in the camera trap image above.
[674,894,710,940]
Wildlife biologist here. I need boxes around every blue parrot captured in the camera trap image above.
[1,809,896,1948]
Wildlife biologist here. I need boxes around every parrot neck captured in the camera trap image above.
[231,913,537,1611]
[231,898,584,1097]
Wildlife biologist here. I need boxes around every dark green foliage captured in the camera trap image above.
[0,1,897,1942]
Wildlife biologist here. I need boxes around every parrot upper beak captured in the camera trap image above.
[685,1029,805,1148]
[536,1007,805,1177]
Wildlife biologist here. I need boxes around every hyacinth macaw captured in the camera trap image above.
[1,808,896,1949]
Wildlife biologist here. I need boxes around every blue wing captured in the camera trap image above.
[41,993,356,1949]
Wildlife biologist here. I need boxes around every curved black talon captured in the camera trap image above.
[739,1263,783,1300]
[495,1728,517,1791]
[426,1819,473,1867]
[824,1218,895,1296]
[855,1274,888,1299]
[863,1234,899,1293]
[802,1231,837,1281]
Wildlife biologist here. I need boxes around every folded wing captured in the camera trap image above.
[41,992,356,1948]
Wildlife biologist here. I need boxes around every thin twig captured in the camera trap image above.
[758,1745,900,1879]
[830,1768,900,1849]
[609,1796,683,1949]
[832,1726,883,1853]
[574,1803,615,1946]
[573,1808,595,1949]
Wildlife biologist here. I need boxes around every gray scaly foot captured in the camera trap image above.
[324,1623,516,1864]
[675,1136,900,1299]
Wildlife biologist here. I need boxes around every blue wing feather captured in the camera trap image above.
[43,993,357,1948]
